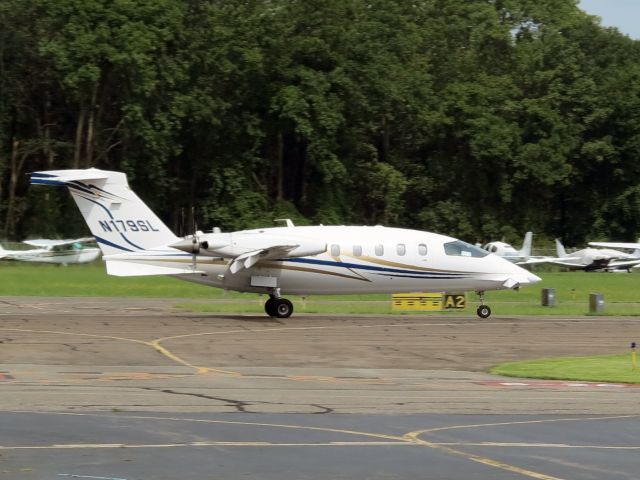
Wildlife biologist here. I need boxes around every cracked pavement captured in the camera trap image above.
[1,296,639,414]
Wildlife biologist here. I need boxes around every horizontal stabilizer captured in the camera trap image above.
[23,237,95,248]
[31,169,114,185]
[106,260,204,277]
[516,258,551,265]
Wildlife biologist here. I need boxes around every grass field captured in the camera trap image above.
[491,354,640,384]
[1,261,640,315]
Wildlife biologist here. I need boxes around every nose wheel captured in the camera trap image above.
[265,295,294,318]
[476,291,492,318]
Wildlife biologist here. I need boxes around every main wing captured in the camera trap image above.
[171,232,327,274]
[607,258,640,270]
[23,237,96,248]
[228,244,300,274]
[589,241,640,249]
[516,256,581,266]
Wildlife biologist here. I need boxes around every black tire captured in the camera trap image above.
[476,305,491,319]
[274,298,294,318]
[264,298,277,317]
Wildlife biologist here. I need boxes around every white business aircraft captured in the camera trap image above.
[482,232,534,263]
[550,239,640,271]
[30,168,540,318]
[0,238,101,264]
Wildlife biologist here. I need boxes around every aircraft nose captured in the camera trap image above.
[512,262,541,284]
[526,271,542,284]
[505,261,541,286]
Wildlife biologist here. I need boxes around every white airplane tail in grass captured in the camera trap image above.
[31,168,541,319]
[555,238,568,258]
[481,231,539,264]
[520,231,533,259]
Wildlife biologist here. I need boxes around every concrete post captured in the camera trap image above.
[541,288,556,307]
[589,293,604,314]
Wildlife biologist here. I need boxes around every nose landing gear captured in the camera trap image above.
[476,291,492,318]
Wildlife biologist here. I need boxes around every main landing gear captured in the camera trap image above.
[264,293,294,318]
[476,291,492,319]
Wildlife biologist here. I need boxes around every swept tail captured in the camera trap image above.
[518,232,533,260]
[555,238,567,258]
[31,169,179,256]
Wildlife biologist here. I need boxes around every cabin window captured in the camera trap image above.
[443,240,488,258]
[396,244,406,256]
[353,245,362,257]
[375,244,384,256]
[418,243,428,256]
[330,244,340,256]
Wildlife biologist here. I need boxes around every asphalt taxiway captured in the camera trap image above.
[1,296,639,479]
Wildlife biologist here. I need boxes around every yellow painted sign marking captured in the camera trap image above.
[392,293,465,311]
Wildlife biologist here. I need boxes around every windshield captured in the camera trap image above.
[443,240,489,258]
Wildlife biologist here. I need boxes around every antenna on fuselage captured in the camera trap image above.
[274,218,295,228]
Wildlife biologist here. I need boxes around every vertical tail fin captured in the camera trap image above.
[518,232,533,259]
[555,238,567,258]
[31,168,179,256]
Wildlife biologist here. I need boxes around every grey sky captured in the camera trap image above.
[579,0,640,39]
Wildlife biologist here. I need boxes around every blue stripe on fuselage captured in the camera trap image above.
[282,257,468,277]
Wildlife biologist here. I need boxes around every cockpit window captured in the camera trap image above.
[443,240,489,258]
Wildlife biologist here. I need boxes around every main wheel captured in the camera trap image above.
[476,305,491,319]
[273,298,294,318]
[264,298,277,317]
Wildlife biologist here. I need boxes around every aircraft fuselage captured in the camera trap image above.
[108,226,539,296]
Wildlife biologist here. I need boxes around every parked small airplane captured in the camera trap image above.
[0,238,101,264]
[482,232,534,263]
[31,168,540,318]
[550,239,640,271]
[587,240,640,271]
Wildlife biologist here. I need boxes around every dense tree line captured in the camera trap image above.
[2,0,640,248]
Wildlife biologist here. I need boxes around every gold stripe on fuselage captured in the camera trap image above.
[260,261,370,282]
[344,255,473,274]
[122,257,370,282]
